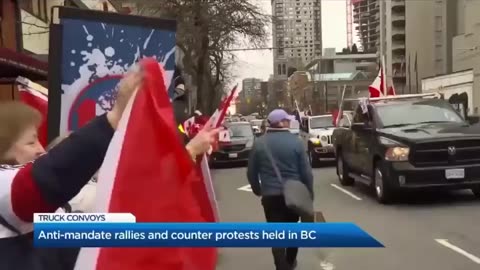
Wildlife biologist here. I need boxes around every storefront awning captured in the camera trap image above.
[0,47,48,82]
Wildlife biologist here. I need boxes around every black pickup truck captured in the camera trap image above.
[332,96,480,203]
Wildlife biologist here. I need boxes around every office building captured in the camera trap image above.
[271,0,322,79]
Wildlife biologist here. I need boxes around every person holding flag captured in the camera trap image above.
[0,65,220,270]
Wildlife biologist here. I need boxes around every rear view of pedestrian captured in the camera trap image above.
[247,109,314,270]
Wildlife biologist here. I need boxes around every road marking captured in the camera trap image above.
[435,239,480,264]
[237,184,252,192]
[330,184,362,201]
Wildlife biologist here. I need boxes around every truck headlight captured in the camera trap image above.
[321,136,327,141]
[310,138,321,145]
[385,147,410,161]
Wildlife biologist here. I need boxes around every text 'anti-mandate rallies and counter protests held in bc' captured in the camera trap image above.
[33,213,384,248]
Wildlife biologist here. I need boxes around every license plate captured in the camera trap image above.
[228,153,238,158]
[445,169,465,179]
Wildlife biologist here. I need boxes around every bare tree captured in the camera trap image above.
[114,0,269,113]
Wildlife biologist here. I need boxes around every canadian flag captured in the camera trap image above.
[209,85,240,129]
[387,77,396,96]
[368,56,396,98]
[74,58,216,270]
[16,77,48,147]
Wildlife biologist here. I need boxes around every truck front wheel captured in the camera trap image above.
[336,153,354,186]
[374,160,394,204]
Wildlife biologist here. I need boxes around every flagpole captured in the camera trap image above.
[408,53,411,94]
[335,85,347,126]
[382,54,387,94]
[415,52,419,93]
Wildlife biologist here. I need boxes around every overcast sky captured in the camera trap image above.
[231,0,348,86]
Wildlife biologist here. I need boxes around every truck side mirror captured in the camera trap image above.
[351,122,372,131]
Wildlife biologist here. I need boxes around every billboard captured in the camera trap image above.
[48,7,176,139]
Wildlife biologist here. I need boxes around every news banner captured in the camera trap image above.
[33,213,384,248]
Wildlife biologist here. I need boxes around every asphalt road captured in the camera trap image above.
[213,162,480,270]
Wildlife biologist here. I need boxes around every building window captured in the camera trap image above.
[19,0,48,22]
[282,64,286,75]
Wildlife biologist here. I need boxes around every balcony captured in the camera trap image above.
[392,14,406,27]
[392,0,405,12]
[354,14,371,24]
[391,28,405,40]
[392,56,405,65]
[353,1,368,10]
[392,42,405,51]
[391,14,405,22]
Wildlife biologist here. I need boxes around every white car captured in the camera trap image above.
[299,115,336,166]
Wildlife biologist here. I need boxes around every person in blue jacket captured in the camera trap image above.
[247,109,314,270]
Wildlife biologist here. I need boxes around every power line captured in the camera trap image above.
[225,45,313,51]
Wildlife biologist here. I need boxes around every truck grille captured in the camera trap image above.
[327,135,332,145]
[221,144,245,152]
[412,140,480,167]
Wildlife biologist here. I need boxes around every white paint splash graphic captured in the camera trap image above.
[59,24,176,134]
[104,47,115,57]
[82,25,90,35]
[143,29,154,50]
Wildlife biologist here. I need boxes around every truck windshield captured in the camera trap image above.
[377,99,465,127]
[310,116,334,129]
[228,124,254,138]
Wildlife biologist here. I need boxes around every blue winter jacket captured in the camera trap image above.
[247,129,314,198]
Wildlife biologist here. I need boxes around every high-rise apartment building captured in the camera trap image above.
[271,0,322,79]
[352,0,406,92]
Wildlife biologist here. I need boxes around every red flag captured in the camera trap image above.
[209,85,240,129]
[332,109,341,127]
[197,85,241,222]
[74,58,216,270]
[387,77,397,96]
[16,77,48,147]
[368,69,383,98]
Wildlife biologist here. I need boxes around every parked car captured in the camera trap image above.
[333,94,480,203]
[210,122,254,165]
